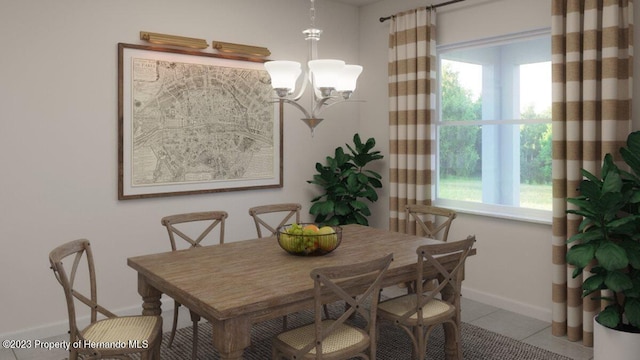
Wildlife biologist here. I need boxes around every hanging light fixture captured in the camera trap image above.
[264,0,363,135]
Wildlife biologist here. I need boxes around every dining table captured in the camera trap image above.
[127,224,476,360]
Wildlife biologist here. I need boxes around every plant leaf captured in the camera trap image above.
[334,201,351,216]
[566,243,597,270]
[578,178,602,200]
[350,200,368,211]
[582,274,605,295]
[604,271,633,293]
[623,240,640,269]
[567,230,605,245]
[364,169,382,179]
[368,177,382,188]
[596,242,629,271]
[597,305,621,329]
[601,170,622,194]
[625,298,640,329]
[621,131,640,177]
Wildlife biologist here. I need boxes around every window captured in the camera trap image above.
[436,30,551,223]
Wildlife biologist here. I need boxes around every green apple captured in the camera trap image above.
[317,226,338,251]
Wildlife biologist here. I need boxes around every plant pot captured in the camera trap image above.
[593,315,640,360]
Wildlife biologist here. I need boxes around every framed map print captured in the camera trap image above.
[118,43,282,199]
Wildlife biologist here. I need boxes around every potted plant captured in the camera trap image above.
[308,133,383,226]
[566,131,640,358]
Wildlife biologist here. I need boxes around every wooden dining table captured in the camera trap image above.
[128,224,475,359]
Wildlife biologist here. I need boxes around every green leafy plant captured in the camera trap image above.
[566,131,640,332]
[308,134,383,226]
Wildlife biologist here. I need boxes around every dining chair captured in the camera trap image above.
[271,253,393,360]
[248,203,301,238]
[249,203,331,329]
[405,204,457,241]
[401,204,459,294]
[376,236,476,360]
[161,210,228,360]
[49,239,162,360]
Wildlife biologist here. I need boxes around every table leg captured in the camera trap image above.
[210,316,252,360]
[137,273,162,316]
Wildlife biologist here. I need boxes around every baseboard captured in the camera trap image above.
[0,299,192,342]
[462,286,552,322]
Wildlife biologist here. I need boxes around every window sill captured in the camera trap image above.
[434,199,552,226]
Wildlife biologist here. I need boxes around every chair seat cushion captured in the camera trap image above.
[378,294,454,320]
[82,315,160,345]
[275,319,368,355]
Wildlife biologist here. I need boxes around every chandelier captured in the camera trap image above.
[264,0,363,135]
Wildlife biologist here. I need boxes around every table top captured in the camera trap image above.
[128,224,458,322]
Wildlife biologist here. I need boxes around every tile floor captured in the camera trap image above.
[1,294,593,360]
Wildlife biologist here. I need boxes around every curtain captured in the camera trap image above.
[551,0,633,346]
[388,8,437,234]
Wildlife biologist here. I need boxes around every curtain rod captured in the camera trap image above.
[379,0,465,23]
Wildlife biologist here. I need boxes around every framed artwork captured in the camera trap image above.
[118,43,282,199]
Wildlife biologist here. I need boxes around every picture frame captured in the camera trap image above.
[118,43,282,200]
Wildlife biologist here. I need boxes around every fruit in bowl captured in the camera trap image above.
[277,223,342,256]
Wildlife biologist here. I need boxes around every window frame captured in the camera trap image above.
[434,28,552,224]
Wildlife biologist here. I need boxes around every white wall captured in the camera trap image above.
[0,0,360,338]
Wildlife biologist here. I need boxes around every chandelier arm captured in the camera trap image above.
[281,98,313,119]
[290,68,311,102]
[311,96,335,117]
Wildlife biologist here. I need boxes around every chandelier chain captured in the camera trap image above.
[309,0,316,27]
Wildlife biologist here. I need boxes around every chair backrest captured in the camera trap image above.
[161,211,228,250]
[49,239,117,343]
[405,204,457,241]
[298,253,393,358]
[248,203,301,238]
[402,236,476,324]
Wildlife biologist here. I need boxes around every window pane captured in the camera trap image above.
[441,60,482,121]
[520,62,552,118]
[438,124,481,203]
[436,31,552,221]
[519,123,552,210]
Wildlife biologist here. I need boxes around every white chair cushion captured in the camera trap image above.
[276,319,367,354]
[379,294,453,319]
[82,316,159,344]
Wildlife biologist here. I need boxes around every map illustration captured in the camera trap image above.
[130,57,275,187]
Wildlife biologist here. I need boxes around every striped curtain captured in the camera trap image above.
[388,8,437,234]
[551,0,633,346]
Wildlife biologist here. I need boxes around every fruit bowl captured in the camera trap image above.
[277,223,342,256]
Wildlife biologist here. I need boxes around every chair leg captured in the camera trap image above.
[282,315,288,331]
[167,301,181,348]
[68,349,79,360]
[412,325,426,360]
[190,310,201,360]
[442,321,462,360]
[154,336,162,360]
[272,345,281,360]
[323,304,330,319]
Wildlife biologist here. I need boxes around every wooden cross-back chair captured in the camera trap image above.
[160,210,228,360]
[405,204,457,242]
[377,236,476,360]
[49,239,162,360]
[272,253,393,360]
[249,203,329,329]
[162,210,228,250]
[249,203,301,238]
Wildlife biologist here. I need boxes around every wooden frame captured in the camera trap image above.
[118,43,282,199]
